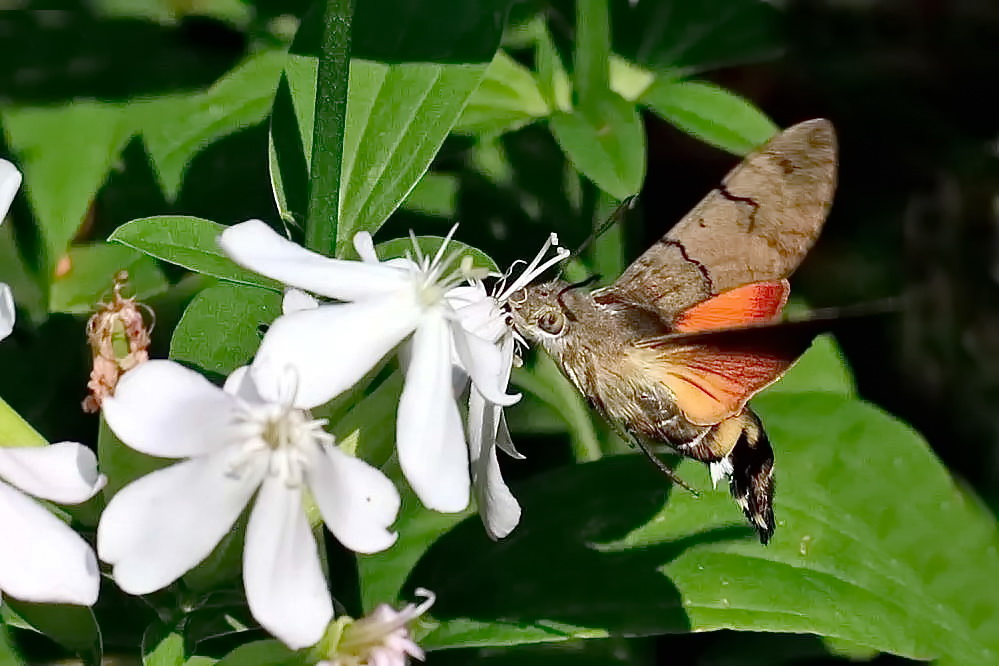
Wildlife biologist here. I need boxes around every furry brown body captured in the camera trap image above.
[507,119,838,544]
[509,280,776,540]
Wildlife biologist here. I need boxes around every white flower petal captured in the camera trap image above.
[97,449,265,594]
[451,326,520,407]
[252,296,421,409]
[0,159,21,222]
[445,283,487,309]
[244,476,333,649]
[494,410,524,460]
[306,444,399,554]
[485,335,524,462]
[353,231,379,264]
[0,442,106,504]
[449,285,508,342]
[0,283,14,343]
[103,360,239,458]
[397,311,469,513]
[0,480,99,605]
[220,220,409,301]
[468,388,521,540]
[283,288,320,314]
[222,365,261,402]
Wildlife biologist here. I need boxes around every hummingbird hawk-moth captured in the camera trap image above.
[507,119,837,544]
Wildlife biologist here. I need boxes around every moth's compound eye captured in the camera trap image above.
[537,310,565,335]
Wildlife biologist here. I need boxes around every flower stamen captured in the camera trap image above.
[324,588,436,665]
[495,232,570,303]
[229,401,333,488]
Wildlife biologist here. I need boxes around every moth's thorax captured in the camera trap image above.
[507,279,661,395]
[509,280,619,354]
[509,279,667,344]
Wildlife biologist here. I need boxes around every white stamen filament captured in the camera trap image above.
[339,588,436,649]
[496,232,570,302]
[409,224,489,307]
[229,402,333,488]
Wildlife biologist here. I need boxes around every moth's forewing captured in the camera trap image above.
[597,119,837,324]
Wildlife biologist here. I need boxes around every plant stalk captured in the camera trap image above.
[306,0,354,256]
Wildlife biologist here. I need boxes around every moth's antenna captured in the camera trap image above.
[569,196,637,260]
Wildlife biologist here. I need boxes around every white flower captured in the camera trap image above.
[97,360,401,649]
[448,234,569,539]
[0,443,105,605]
[0,158,102,605]
[219,221,520,515]
[0,158,23,341]
[321,588,434,666]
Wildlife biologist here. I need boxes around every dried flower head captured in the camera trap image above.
[83,271,152,413]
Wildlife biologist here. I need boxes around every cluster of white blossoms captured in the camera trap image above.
[0,156,571,661]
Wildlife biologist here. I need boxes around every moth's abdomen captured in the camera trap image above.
[608,379,777,544]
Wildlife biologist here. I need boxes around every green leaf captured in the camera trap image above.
[358,485,473,614]
[375,236,499,273]
[214,640,300,666]
[92,0,251,25]
[607,0,782,74]
[0,625,22,666]
[0,222,45,325]
[270,57,489,256]
[534,22,572,112]
[49,243,168,314]
[169,282,282,378]
[455,51,550,137]
[763,334,855,397]
[339,61,489,252]
[98,414,171,498]
[608,56,655,102]
[5,600,101,666]
[331,370,403,466]
[3,101,131,271]
[411,393,999,662]
[756,394,999,665]
[421,618,607,652]
[641,78,777,156]
[351,0,511,63]
[549,92,645,200]
[109,217,282,291]
[338,371,474,613]
[268,61,314,231]
[143,627,185,666]
[401,174,458,218]
[0,396,47,448]
[131,50,287,199]
[424,636,653,662]
[181,514,247,593]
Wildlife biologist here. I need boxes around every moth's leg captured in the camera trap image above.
[630,434,700,496]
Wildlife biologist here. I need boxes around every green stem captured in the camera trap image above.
[574,0,610,105]
[306,0,354,256]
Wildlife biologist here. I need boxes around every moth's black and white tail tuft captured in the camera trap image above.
[727,409,775,544]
